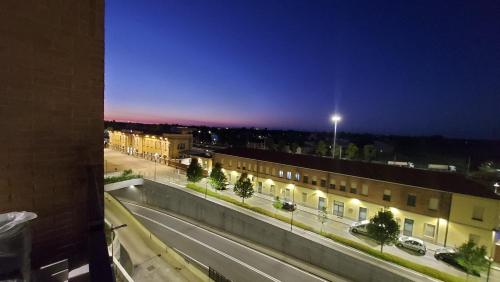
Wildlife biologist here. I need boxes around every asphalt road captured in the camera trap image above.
[123,201,342,282]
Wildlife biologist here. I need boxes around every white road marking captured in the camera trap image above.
[126,201,328,281]
[133,212,281,282]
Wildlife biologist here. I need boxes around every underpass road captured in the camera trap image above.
[123,201,345,282]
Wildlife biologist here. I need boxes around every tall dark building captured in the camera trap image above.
[0,1,111,280]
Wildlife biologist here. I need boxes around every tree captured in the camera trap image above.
[209,162,227,190]
[273,196,282,216]
[346,143,359,159]
[187,158,203,183]
[234,173,254,203]
[290,142,299,154]
[318,206,328,233]
[456,240,489,278]
[363,144,377,162]
[265,137,277,151]
[315,140,328,156]
[367,210,400,253]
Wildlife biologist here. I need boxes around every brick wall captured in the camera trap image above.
[0,0,104,268]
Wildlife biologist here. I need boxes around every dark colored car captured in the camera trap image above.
[282,201,297,211]
[434,248,480,277]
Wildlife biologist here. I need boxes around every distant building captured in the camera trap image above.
[214,148,500,262]
[108,130,193,160]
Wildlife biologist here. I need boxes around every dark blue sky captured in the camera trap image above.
[105,0,500,139]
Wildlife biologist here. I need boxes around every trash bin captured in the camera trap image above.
[0,212,37,282]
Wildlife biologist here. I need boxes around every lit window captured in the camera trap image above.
[286,171,292,179]
[279,170,284,177]
[428,198,439,210]
[472,206,484,221]
[295,173,300,181]
[312,176,317,186]
[383,189,391,201]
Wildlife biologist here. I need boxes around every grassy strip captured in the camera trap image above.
[186,183,464,282]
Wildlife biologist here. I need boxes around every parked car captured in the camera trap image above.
[396,236,426,254]
[349,220,370,235]
[434,248,480,276]
[281,201,297,211]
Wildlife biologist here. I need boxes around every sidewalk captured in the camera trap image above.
[105,194,203,282]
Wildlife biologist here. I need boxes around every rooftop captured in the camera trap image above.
[215,148,500,200]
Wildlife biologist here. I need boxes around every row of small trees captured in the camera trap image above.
[315,141,377,161]
[187,160,255,202]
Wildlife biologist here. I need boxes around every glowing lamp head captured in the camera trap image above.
[331,115,342,122]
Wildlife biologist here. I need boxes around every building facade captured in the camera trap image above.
[108,130,193,160]
[1,0,112,279]
[214,148,500,260]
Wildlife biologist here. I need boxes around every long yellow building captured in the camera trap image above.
[108,129,193,161]
[214,148,500,261]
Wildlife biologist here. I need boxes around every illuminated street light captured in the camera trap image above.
[331,114,342,159]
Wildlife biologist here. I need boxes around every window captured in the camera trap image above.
[361,184,368,196]
[329,180,336,189]
[237,161,241,169]
[221,159,225,165]
[383,189,391,201]
[259,166,264,173]
[320,179,326,187]
[472,206,484,221]
[286,171,292,179]
[407,194,416,207]
[295,172,300,181]
[311,176,317,186]
[228,160,232,167]
[272,168,275,175]
[469,234,480,244]
[177,143,185,150]
[350,182,357,194]
[265,166,270,174]
[333,201,344,217]
[301,192,307,203]
[303,175,309,184]
[279,170,284,177]
[242,162,246,170]
[339,181,346,192]
[424,224,435,238]
[429,198,439,210]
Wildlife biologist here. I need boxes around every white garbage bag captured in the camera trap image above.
[0,211,37,281]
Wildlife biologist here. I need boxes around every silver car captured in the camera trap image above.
[349,220,370,234]
[396,236,426,254]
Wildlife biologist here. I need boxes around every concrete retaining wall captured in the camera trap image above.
[104,178,144,192]
[111,180,431,282]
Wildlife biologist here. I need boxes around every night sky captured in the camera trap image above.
[105,0,500,139]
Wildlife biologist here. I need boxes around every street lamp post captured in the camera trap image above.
[290,185,295,231]
[331,115,342,159]
[154,158,157,181]
[110,224,127,267]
